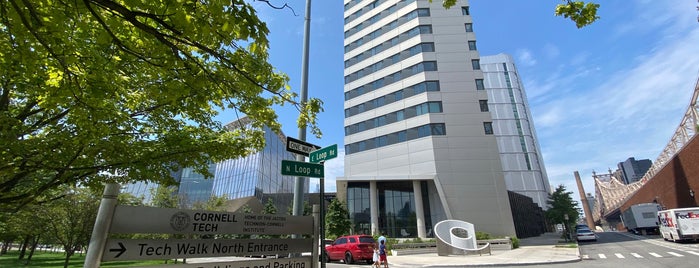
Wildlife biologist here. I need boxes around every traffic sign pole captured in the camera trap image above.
[320,170,326,268]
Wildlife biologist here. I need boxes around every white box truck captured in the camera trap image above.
[658,207,699,242]
[620,203,661,235]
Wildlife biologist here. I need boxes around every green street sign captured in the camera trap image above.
[281,160,324,178]
[309,144,338,163]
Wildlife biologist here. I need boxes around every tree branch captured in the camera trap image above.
[255,0,298,16]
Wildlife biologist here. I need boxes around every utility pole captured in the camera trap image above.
[292,0,312,221]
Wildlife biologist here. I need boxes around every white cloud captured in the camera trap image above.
[543,43,560,59]
[516,49,537,67]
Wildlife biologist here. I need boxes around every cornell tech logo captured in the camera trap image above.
[170,212,190,231]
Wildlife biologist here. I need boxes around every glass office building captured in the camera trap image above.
[339,0,516,238]
[123,117,302,210]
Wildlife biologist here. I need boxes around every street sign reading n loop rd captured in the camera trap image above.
[286,137,320,156]
[281,160,324,178]
[309,144,338,163]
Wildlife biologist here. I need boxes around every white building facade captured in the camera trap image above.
[480,54,551,209]
[338,0,516,238]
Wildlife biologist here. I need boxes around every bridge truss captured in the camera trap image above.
[592,75,699,222]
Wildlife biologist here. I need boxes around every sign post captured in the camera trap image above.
[308,144,337,268]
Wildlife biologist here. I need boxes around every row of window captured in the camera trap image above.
[345,0,416,25]
[345,123,447,154]
[345,9,430,53]
[345,81,440,117]
[345,2,424,38]
[346,61,438,100]
[345,101,443,135]
[345,25,433,68]
[345,43,435,84]
[345,0,372,11]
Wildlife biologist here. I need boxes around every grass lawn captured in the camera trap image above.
[0,250,173,268]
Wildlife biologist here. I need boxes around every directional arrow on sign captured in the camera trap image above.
[109,242,126,258]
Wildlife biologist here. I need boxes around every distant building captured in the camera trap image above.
[617,157,652,184]
[123,117,305,212]
[480,54,552,209]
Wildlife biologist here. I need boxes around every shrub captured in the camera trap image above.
[510,237,520,249]
[476,231,491,240]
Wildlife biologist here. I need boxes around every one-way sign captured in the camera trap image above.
[286,137,320,156]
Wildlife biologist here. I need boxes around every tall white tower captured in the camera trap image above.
[340,0,515,237]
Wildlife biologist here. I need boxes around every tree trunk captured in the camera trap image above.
[18,235,30,260]
[25,235,40,264]
[63,249,74,268]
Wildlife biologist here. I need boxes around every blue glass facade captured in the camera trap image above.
[123,117,302,209]
[212,126,297,204]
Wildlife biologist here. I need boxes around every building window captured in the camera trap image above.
[475,79,485,90]
[461,6,470,15]
[483,122,493,135]
[479,100,489,112]
[468,40,477,51]
[464,23,473,32]
[471,59,480,70]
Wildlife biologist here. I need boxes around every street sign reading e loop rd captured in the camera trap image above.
[309,144,338,163]
[286,137,320,156]
[281,160,324,178]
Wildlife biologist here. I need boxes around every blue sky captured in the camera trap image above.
[219,1,699,203]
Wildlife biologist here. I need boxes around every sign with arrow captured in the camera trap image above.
[286,137,320,156]
[127,257,312,268]
[101,238,312,261]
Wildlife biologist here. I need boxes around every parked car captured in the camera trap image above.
[324,235,375,264]
[575,224,590,231]
[576,228,597,242]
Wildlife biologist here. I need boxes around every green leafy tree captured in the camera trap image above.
[545,185,580,240]
[434,0,600,28]
[262,198,278,215]
[37,186,100,268]
[554,0,600,28]
[325,198,351,240]
[0,0,322,213]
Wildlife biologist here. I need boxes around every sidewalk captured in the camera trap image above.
[387,232,581,267]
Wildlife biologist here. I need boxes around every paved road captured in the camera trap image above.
[523,232,699,268]
[192,231,699,268]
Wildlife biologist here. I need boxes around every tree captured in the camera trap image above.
[435,0,600,28]
[545,185,580,240]
[0,0,322,212]
[37,186,101,268]
[262,198,278,215]
[325,198,351,240]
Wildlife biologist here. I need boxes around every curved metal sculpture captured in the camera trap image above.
[434,220,490,256]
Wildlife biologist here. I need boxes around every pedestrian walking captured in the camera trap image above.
[372,244,380,268]
[379,239,388,268]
